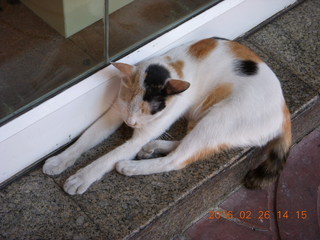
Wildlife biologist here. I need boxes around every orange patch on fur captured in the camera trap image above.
[282,104,292,148]
[229,41,262,63]
[189,38,217,60]
[131,72,144,88]
[119,72,145,103]
[180,144,229,168]
[200,83,233,113]
[120,70,140,91]
[128,73,145,97]
[141,102,151,114]
[187,120,197,133]
[169,60,185,78]
[119,86,132,102]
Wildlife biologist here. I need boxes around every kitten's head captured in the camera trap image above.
[112,62,190,128]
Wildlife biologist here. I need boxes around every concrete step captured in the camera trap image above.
[180,126,320,240]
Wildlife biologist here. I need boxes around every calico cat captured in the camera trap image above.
[43,37,292,195]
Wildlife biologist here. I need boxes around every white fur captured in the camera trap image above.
[43,39,285,195]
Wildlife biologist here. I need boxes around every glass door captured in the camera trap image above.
[0,0,222,126]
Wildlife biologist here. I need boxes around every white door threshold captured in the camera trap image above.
[0,0,297,186]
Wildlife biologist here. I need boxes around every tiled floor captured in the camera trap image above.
[180,127,320,240]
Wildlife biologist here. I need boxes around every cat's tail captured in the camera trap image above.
[243,105,292,189]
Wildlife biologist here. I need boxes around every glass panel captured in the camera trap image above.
[0,0,223,126]
[0,0,107,126]
[109,0,223,60]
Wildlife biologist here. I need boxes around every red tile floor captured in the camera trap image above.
[180,127,320,240]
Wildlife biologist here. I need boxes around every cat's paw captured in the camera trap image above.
[137,140,178,159]
[116,160,143,176]
[137,142,157,159]
[43,156,68,176]
[64,170,94,195]
[137,148,154,159]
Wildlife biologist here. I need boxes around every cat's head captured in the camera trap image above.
[112,62,190,128]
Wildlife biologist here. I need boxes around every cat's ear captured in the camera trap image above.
[164,79,190,95]
[111,62,135,77]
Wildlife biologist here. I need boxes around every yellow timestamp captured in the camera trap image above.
[208,210,308,220]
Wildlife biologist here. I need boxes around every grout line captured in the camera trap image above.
[291,123,320,147]
[33,152,108,237]
[68,38,102,63]
[181,184,243,233]
[48,175,107,237]
[272,178,282,240]
[290,95,320,119]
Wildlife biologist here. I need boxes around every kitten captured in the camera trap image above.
[43,37,291,195]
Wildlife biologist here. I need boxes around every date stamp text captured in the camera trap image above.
[208,210,308,220]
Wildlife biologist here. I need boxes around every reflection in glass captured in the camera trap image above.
[0,0,107,125]
[109,0,222,60]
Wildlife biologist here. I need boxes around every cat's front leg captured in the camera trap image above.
[63,125,170,195]
[43,105,123,175]
[63,139,152,195]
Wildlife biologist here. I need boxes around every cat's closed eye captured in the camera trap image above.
[149,100,166,114]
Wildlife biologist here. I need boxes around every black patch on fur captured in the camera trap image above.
[144,64,170,89]
[243,148,288,189]
[143,64,171,114]
[234,60,258,76]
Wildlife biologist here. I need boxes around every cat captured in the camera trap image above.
[43,37,292,195]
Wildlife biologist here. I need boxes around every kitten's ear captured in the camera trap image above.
[164,79,190,95]
[111,62,135,77]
